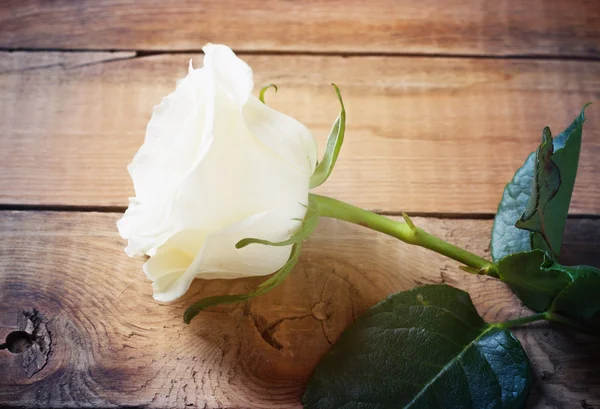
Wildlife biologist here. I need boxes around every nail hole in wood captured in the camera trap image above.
[0,331,36,354]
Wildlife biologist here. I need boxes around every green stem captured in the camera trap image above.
[494,313,547,329]
[311,194,498,277]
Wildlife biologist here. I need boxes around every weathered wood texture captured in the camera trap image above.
[1,0,599,57]
[0,212,598,408]
[1,52,599,214]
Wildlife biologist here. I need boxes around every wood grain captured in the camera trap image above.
[0,211,598,408]
[1,51,600,214]
[1,0,599,57]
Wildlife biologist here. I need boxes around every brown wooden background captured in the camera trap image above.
[1,1,599,408]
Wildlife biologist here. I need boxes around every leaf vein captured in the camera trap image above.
[404,326,495,408]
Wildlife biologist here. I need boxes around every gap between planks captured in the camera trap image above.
[2,48,600,63]
[2,206,600,222]
[1,0,598,58]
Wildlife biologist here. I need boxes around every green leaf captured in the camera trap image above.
[236,198,319,249]
[544,263,600,323]
[497,250,570,312]
[184,243,302,323]
[309,84,346,189]
[491,153,535,261]
[303,284,531,409]
[553,103,589,150]
[259,83,277,104]
[515,128,561,256]
[491,106,588,261]
[516,129,560,226]
[528,106,587,257]
[498,250,600,328]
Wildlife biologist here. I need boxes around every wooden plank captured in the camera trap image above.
[0,211,598,408]
[1,52,600,214]
[1,0,599,57]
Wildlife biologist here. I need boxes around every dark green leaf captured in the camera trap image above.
[497,251,600,328]
[552,104,589,150]
[184,243,302,323]
[309,84,346,189]
[545,263,600,323]
[491,153,535,261]
[303,284,531,409]
[236,198,319,249]
[497,250,570,312]
[516,128,560,226]
[515,128,561,257]
[259,83,277,104]
[491,106,588,261]
[528,107,587,257]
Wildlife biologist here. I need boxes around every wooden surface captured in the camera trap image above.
[0,212,599,408]
[2,51,600,213]
[1,1,600,408]
[1,0,600,57]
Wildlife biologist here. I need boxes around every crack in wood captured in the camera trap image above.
[16,309,51,378]
[0,52,138,76]
[250,313,313,351]
[320,321,333,345]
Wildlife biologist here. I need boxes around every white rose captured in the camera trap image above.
[117,44,318,302]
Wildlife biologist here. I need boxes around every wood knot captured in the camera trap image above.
[312,302,333,321]
[15,309,52,378]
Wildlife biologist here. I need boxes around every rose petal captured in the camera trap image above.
[243,95,318,174]
[143,229,205,302]
[166,92,311,234]
[144,203,305,302]
[193,203,305,278]
[203,43,253,106]
[118,62,216,256]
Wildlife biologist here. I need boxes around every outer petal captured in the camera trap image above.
[194,202,306,278]
[144,203,305,302]
[117,198,165,257]
[143,229,205,302]
[118,62,215,256]
[131,67,213,202]
[243,95,318,174]
[203,43,253,105]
